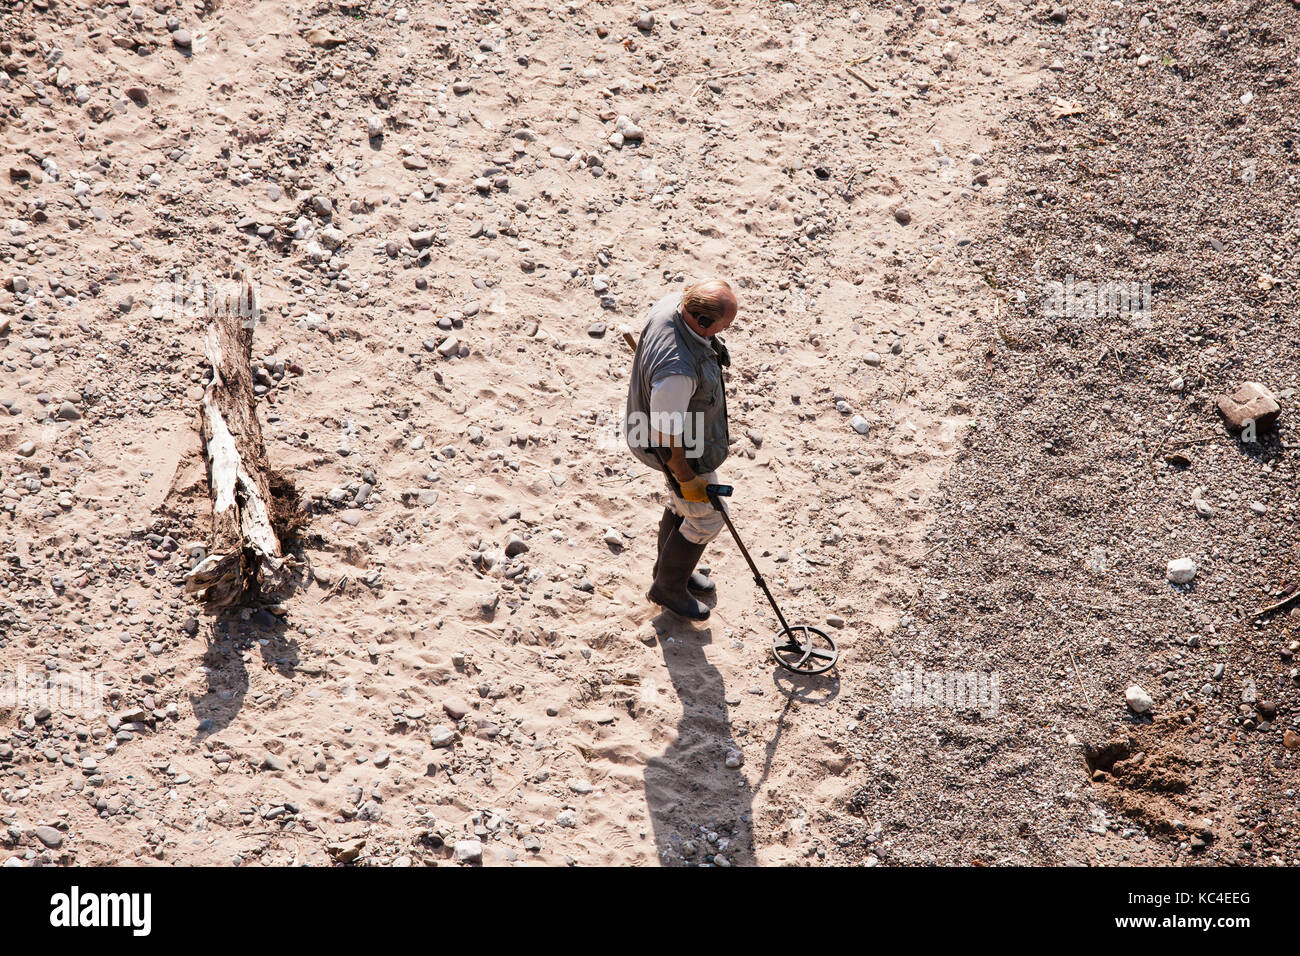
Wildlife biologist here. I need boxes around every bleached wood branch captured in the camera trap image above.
[185,273,288,608]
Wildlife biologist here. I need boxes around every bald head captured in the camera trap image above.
[681,279,738,336]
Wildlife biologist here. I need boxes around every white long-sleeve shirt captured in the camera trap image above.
[649,373,696,437]
[649,316,710,438]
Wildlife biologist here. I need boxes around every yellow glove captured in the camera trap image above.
[676,475,710,503]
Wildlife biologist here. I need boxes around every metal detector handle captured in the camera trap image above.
[705,483,732,512]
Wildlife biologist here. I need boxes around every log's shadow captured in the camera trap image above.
[644,614,756,867]
[187,479,309,738]
[190,602,302,738]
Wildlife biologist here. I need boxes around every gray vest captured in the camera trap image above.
[624,291,730,475]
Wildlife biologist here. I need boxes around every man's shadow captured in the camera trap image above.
[644,614,757,867]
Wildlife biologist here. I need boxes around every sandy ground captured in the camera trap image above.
[5,0,1294,867]
[1,0,1045,866]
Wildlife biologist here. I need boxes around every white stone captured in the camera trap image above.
[1166,557,1197,584]
[453,839,482,863]
[1125,685,1153,715]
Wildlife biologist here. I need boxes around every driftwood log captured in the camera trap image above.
[185,274,290,608]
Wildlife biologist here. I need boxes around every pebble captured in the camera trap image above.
[849,415,870,436]
[893,206,912,225]
[505,534,529,557]
[1217,382,1280,433]
[328,838,366,864]
[34,826,64,848]
[635,11,655,31]
[262,753,287,772]
[442,696,471,720]
[1191,487,1214,518]
[1125,685,1153,715]
[430,726,456,748]
[172,29,192,49]
[454,839,483,863]
[614,115,644,141]
[1166,557,1197,585]
[305,28,345,48]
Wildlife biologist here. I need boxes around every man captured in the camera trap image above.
[624,279,738,621]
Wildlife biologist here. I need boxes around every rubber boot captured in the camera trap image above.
[651,507,677,581]
[648,528,710,621]
[652,508,715,595]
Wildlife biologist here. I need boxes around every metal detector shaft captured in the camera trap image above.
[704,485,794,636]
